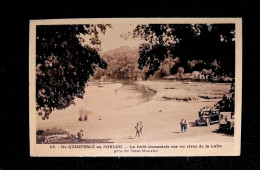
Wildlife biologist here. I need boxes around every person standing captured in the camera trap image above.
[184,120,187,132]
[139,121,143,136]
[77,130,84,140]
[180,119,184,132]
[135,123,140,138]
[225,116,228,123]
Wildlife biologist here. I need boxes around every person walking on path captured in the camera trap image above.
[135,122,140,138]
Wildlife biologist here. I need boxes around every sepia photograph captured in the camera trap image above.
[29,18,242,156]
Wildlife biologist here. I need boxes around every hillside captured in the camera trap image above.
[100,46,139,59]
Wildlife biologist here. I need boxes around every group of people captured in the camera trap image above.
[77,119,188,141]
[135,121,143,138]
[135,119,188,137]
[180,119,188,132]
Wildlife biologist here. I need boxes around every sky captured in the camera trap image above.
[81,23,143,52]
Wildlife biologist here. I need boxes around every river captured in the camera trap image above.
[36,81,234,143]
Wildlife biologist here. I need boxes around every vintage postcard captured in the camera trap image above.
[29,18,242,156]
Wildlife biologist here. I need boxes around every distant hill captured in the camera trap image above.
[100,46,139,59]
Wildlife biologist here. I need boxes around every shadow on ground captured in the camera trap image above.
[212,130,234,137]
[189,122,202,127]
[125,136,135,139]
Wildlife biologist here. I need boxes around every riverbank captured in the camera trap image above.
[37,80,233,144]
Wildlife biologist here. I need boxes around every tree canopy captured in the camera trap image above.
[132,24,235,79]
[36,24,111,119]
[94,46,146,81]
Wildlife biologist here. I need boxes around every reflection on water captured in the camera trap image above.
[116,83,156,104]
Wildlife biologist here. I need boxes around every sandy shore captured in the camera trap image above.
[37,80,233,143]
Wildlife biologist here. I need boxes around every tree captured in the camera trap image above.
[94,46,146,81]
[132,24,235,79]
[36,24,111,119]
[153,54,178,78]
[177,67,185,79]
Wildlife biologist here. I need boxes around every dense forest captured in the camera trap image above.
[133,24,235,79]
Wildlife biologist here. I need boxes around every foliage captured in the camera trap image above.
[132,24,235,79]
[152,55,179,79]
[177,67,185,79]
[36,24,111,119]
[94,46,146,81]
